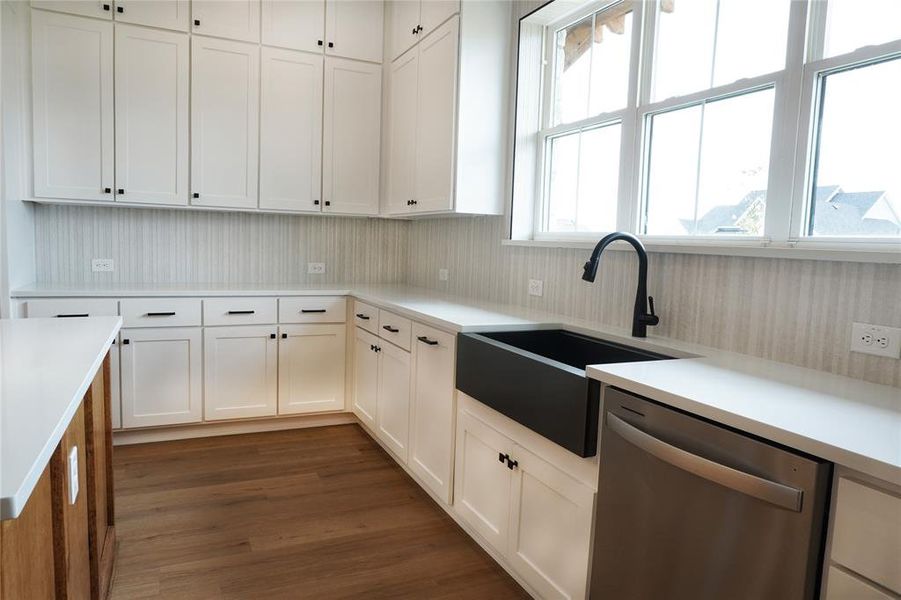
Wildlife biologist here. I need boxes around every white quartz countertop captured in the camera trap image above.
[1,316,121,519]
[13,282,901,484]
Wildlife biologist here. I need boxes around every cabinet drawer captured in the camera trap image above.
[831,477,901,594]
[378,309,412,351]
[279,297,346,324]
[25,298,118,318]
[204,297,278,326]
[353,300,378,334]
[826,567,895,600]
[120,298,201,327]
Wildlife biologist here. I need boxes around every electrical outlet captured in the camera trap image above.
[91,258,114,272]
[528,279,543,297]
[438,268,449,281]
[307,262,326,274]
[850,322,901,358]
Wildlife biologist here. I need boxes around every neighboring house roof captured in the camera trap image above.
[689,186,900,236]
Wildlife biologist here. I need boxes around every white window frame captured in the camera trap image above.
[510,0,901,263]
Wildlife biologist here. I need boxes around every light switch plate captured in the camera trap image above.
[307,262,326,274]
[68,446,79,505]
[438,268,449,281]
[528,279,543,297]
[850,322,901,358]
[91,258,114,272]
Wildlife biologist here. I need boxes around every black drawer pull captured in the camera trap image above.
[355,313,370,320]
[382,325,399,333]
[122,339,130,345]
[227,310,255,315]
[417,336,438,346]
[56,313,89,318]
[301,309,327,314]
[146,311,176,317]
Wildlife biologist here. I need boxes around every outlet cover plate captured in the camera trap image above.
[307,262,326,274]
[528,279,543,297]
[438,268,449,281]
[850,322,901,358]
[91,258,114,272]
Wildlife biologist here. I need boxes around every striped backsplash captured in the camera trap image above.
[407,216,901,388]
[34,205,409,285]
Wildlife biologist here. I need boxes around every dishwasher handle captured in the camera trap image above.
[607,413,803,512]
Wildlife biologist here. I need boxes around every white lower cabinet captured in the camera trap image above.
[409,323,456,503]
[352,327,380,429]
[204,326,278,420]
[120,327,202,428]
[376,339,412,461]
[278,324,346,415]
[455,408,596,600]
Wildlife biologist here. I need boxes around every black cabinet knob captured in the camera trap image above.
[281,333,287,339]
[498,452,508,464]
[317,40,323,46]
[117,188,124,194]
[193,192,199,198]
[102,3,110,11]
[122,339,130,345]
[507,458,518,470]
[103,187,111,194]
[324,201,330,206]
[328,41,334,48]
[270,333,277,339]
[116,5,123,12]
[194,19,200,26]
[314,200,320,205]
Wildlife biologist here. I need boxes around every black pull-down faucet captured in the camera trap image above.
[581,232,659,338]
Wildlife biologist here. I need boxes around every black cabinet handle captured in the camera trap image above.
[374,345,381,353]
[227,310,255,315]
[314,200,320,205]
[411,26,417,34]
[281,333,287,339]
[498,452,508,464]
[270,333,276,339]
[122,339,130,345]
[416,25,423,33]
[417,336,438,346]
[324,200,331,206]
[328,41,334,48]
[194,18,200,26]
[506,458,518,470]
[56,313,89,318]
[117,188,124,194]
[145,311,176,317]
[103,187,111,194]
[116,5,123,12]
[102,3,110,10]
[317,40,323,46]
[370,344,381,352]
[193,192,199,199]
[355,313,370,320]
[301,309,327,314]
[382,325,399,333]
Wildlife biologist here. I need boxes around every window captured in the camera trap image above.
[512,0,901,254]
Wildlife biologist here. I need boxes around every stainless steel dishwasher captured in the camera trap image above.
[590,388,831,600]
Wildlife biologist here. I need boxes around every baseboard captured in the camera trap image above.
[112,412,357,445]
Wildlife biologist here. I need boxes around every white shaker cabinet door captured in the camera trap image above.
[418,0,457,37]
[386,49,419,214]
[260,47,323,212]
[412,15,458,213]
[120,327,203,428]
[352,327,380,430]
[262,0,324,53]
[508,443,595,600]
[115,25,189,206]
[278,324,346,415]
[114,0,190,31]
[409,323,456,504]
[191,36,260,209]
[322,57,381,215]
[324,0,383,63]
[31,0,112,19]
[388,0,419,60]
[375,340,411,462]
[191,0,261,43]
[453,410,513,555]
[204,326,279,421]
[32,11,114,201]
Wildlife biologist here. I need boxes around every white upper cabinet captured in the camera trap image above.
[388,0,419,60]
[261,0,324,53]
[260,47,323,212]
[322,58,381,215]
[32,11,114,201]
[413,15,458,213]
[325,0,383,63]
[31,0,112,19]
[386,49,418,213]
[204,325,279,421]
[114,0,190,31]
[385,3,510,217]
[191,36,260,209]
[278,324,346,415]
[191,0,261,43]
[419,0,457,37]
[115,25,189,206]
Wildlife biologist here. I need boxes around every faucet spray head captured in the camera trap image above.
[582,259,598,282]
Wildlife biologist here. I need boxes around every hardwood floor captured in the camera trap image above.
[110,424,530,599]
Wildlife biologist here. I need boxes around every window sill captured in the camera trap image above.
[502,237,901,264]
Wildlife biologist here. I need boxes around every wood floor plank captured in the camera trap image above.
[111,424,529,599]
